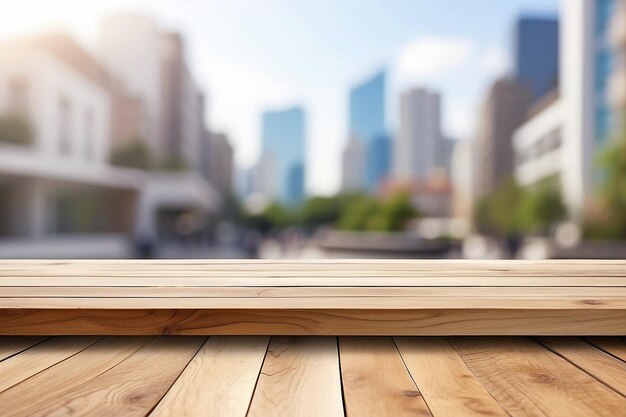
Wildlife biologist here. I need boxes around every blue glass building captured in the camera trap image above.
[514,17,560,102]
[348,70,390,191]
[366,135,391,190]
[261,107,305,204]
[594,0,616,144]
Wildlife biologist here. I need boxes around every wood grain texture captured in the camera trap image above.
[0,336,625,416]
[5,286,624,300]
[395,337,508,417]
[150,336,269,417]
[1,259,624,277]
[3,276,623,286]
[247,336,344,417]
[339,337,432,417]
[27,336,205,417]
[2,308,625,335]
[586,337,626,362]
[0,336,152,416]
[0,336,47,361]
[2,294,623,309]
[0,336,101,392]
[1,260,624,335]
[451,337,626,417]
[537,337,626,396]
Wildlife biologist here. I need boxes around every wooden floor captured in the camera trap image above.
[1,260,626,335]
[0,335,625,416]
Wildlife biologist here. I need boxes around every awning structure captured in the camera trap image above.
[0,146,143,190]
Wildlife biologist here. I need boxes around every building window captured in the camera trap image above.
[58,96,72,155]
[8,78,28,115]
[83,108,94,161]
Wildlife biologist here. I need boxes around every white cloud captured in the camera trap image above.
[395,36,474,83]
[446,102,475,140]
[480,46,512,78]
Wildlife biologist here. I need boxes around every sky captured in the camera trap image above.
[0,0,559,196]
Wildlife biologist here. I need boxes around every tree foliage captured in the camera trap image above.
[110,140,151,170]
[596,130,626,236]
[0,113,33,146]
[474,178,566,237]
[239,191,418,235]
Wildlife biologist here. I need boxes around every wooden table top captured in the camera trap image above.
[1,335,625,416]
[1,259,626,335]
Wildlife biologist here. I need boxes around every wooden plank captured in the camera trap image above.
[25,336,205,417]
[395,337,508,417]
[451,337,626,416]
[0,336,101,392]
[0,336,152,416]
[586,337,626,362]
[2,309,625,335]
[150,336,269,417]
[2,276,625,287]
[0,336,47,361]
[0,295,623,309]
[1,259,624,277]
[2,286,625,303]
[537,337,626,396]
[339,337,432,417]
[247,336,344,417]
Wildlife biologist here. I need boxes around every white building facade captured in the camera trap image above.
[0,32,220,256]
[0,34,140,239]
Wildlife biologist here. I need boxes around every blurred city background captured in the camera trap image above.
[0,0,625,260]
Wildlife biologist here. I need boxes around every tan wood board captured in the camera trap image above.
[451,337,626,416]
[23,336,205,417]
[537,337,626,396]
[395,337,508,417]
[150,336,269,417]
[0,336,101,392]
[2,308,625,336]
[247,336,344,417]
[0,336,47,361]
[0,336,153,416]
[339,337,432,417]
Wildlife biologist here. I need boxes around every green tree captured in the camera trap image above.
[0,113,33,146]
[110,140,151,169]
[298,196,343,230]
[521,179,567,234]
[158,157,188,171]
[297,192,369,231]
[474,179,527,237]
[475,178,567,237]
[337,195,378,231]
[597,130,626,236]
[243,202,293,235]
[337,191,417,232]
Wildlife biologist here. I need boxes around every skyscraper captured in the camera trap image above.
[341,136,367,192]
[394,88,442,182]
[476,78,531,197]
[367,134,391,188]
[98,14,163,159]
[200,131,234,196]
[346,70,389,191]
[260,107,306,204]
[98,15,204,170]
[514,16,560,102]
